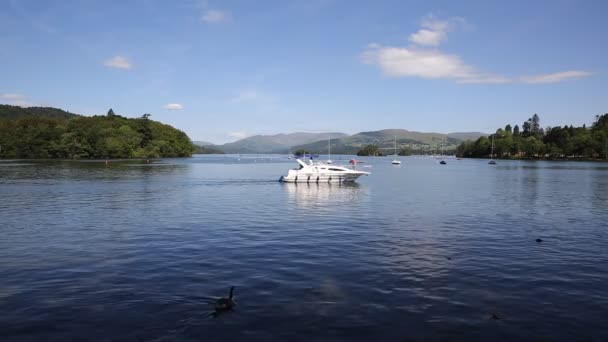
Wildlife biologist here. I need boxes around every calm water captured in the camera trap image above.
[1,155,607,341]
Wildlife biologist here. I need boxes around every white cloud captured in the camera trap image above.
[202,10,231,23]
[0,93,34,107]
[164,103,184,110]
[362,44,509,83]
[409,29,447,47]
[227,131,249,140]
[520,70,593,84]
[103,56,132,69]
[363,15,593,85]
[408,17,465,46]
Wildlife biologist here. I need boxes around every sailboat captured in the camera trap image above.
[391,137,401,164]
[326,136,333,164]
[488,135,497,165]
[439,137,447,164]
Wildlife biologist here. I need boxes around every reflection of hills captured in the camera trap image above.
[283,183,364,210]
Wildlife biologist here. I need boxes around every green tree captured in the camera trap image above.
[513,125,520,136]
[357,144,384,156]
[139,113,152,148]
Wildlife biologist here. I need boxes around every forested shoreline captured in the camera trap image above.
[456,114,608,161]
[0,105,194,159]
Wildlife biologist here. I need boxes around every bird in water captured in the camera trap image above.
[215,286,236,311]
[490,313,501,320]
[536,238,543,243]
[200,286,237,318]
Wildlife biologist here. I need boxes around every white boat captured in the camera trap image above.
[279,159,369,183]
[391,137,401,164]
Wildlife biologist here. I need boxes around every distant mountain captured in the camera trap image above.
[447,132,488,141]
[216,132,348,154]
[292,129,475,155]
[193,140,215,146]
[194,129,489,154]
[0,104,79,120]
[194,145,224,154]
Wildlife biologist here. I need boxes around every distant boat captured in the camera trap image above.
[439,137,447,164]
[391,137,401,165]
[489,135,497,165]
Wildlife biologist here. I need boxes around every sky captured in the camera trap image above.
[1,0,606,144]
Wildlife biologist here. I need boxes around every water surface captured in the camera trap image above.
[1,155,607,341]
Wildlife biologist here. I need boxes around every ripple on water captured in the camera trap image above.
[0,157,607,341]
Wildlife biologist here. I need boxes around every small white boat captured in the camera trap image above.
[391,137,401,165]
[279,159,369,183]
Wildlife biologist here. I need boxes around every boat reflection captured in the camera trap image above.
[282,182,365,210]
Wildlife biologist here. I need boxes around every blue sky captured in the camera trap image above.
[1,0,606,143]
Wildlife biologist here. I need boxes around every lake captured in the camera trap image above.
[1,155,607,341]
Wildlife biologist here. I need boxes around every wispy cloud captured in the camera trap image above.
[163,103,184,110]
[231,88,279,112]
[202,10,231,23]
[0,93,34,107]
[362,15,593,85]
[103,56,132,69]
[520,70,593,84]
[232,89,262,103]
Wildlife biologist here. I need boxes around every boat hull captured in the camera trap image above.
[279,173,366,183]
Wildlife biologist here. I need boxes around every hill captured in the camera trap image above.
[292,129,468,155]
[0,106,194,159]
[447,132,488,141]
[193,140,215,146]
[216,132,348,154]
[0,104,79,120]
[194,145,224,154]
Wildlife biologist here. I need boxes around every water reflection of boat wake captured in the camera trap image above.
[282,182,364,209]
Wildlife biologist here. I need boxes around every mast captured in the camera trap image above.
[491,135,494,160]
[328,136,331,160]
[394,137,397,156]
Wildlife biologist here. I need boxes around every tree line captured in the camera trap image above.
[456,113,608,160]
[0,106,195,159]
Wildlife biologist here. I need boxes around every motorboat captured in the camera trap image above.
[279,159,370,183]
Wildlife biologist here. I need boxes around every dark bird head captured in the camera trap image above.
[490,313,500,320]
[536,238,543,243]
[229,286,235,299]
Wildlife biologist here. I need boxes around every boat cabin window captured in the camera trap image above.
[329,168,343,171]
